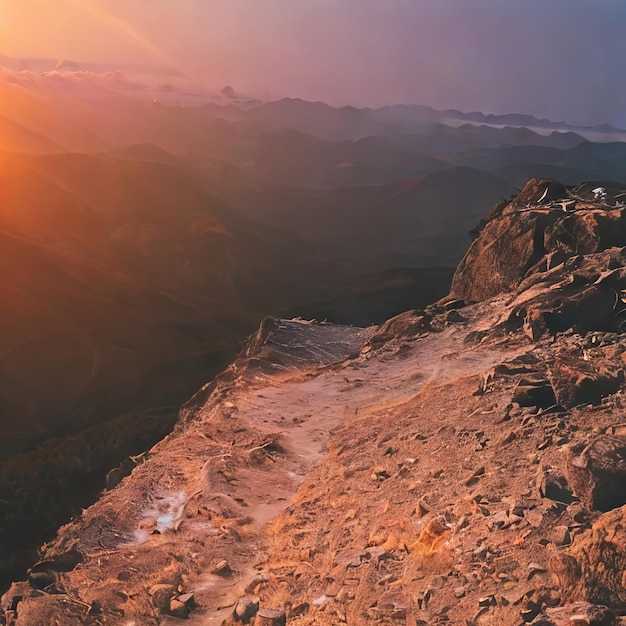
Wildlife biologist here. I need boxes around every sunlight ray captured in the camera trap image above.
[78,0,185,75]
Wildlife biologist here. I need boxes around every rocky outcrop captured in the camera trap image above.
[551,505,626,609]
[451,178,626,302]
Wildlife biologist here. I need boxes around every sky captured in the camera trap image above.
[1,0,625,126]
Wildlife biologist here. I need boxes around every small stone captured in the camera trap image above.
[552,525,572,546]
[177,593,195,607]
[500,587,530,606]
[371,466,391,481]
[527,562,547,580]
[528,562,546,573]
[254,608,287,626]
[234,595,260,622]
[446,310,467,323]
[478,594,496,607]
[486,510,509,531]
[537,437,553,450]
[213,559,232,576]
[416,499,430,518]
[444,299,465,311]
[521,607,540,622]
[502,431,517,445]
[366,546,394,562]
[169,598,191,618]
[334,549,363,568]
[290,602,309,618]
[149,584,177,614]
[454,586,466,599]
[335,588,353,603]
[465,466,485,487]
[430,575,447,589]
[538,467,575,504]
[28,571,55,590]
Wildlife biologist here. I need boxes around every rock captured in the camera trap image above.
[149,584,177,614]
[538,466,575,504]
[234,595,260,622]
[27,571,55,590]
[365,546,394,562]
[445,309,466,323]
[334,549,362,568]
[443,299,465,311]
[28,548,83,574]
[370,466,391,481]
[566,436,626,512]
[1,582,29,616]
[547,359,623,408]
[551,525,572,546]
[464,465,485,486]
[212,559,232,576]
[551,504,626,608]
[514,178,568,208]
[544,213,603,256]
[512,380,556,408]
[368,310,431,346]
[177,593,195,608]
[502,430,517,445]
[254,608,286,626]
[376,591,409,613]
[169,597,191,618]
[532,602,616,626]
[521,605,541,622]
[524,309,547,341]
[478,594,496,607]
[527,562,547,578]
[486,510,510,530]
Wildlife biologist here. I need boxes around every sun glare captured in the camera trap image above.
[81,0,184,73]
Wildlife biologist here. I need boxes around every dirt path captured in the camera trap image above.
[172,314,528,624]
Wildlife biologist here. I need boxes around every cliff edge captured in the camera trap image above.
[4,179,626,626]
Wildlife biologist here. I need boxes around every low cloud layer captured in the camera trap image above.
[1,0,625,125]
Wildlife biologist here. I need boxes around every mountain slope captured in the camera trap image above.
[5,179,626,625]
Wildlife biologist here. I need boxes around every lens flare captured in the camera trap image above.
[79,0,184,75]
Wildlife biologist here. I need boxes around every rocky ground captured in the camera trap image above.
[4,178,626,625]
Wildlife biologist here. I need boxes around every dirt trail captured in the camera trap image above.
[161,311,527,624]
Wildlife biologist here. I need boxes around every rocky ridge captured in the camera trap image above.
[4,179,626,625]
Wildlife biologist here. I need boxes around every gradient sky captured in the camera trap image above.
[1,0,625,126]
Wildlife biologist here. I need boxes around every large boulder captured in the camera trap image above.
[450,178,626,303]
[550,504,626,609]
[566,436,626,512]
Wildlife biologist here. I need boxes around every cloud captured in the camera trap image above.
[2,1,626,124]
[0,67,146,93]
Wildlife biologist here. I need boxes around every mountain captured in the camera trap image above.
[5,179,626,625]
